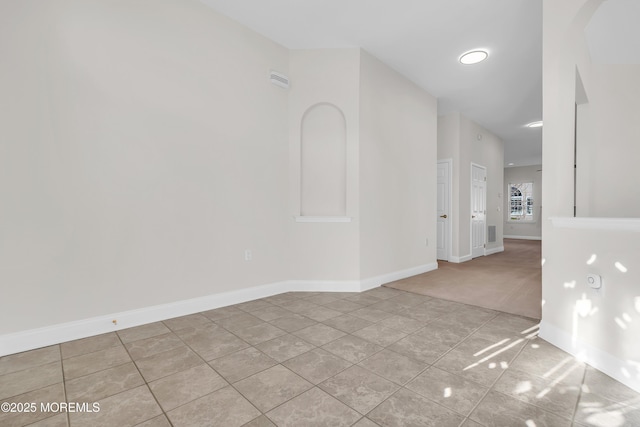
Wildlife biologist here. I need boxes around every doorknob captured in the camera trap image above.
[440,214,447,219]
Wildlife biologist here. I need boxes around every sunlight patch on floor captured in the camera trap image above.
[464,338,524,371]
[521,324,540,335]
[443,387,452,398]
[515,380,532,394]
[543,356,575,379]
[474,338,509,357]
[579,397,640,427]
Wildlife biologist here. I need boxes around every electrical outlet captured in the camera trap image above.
[244,250,252,261]
[587,274,603,295]
[587,274,601,288]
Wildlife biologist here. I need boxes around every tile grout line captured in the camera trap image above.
[225,363,306,423]
[361,384,456,426]
[311,297,510,421]
[0,347,66,423]
[260,385,333,424]
[429,318,531,425]
[427,311,500,367]
[571,362,589,425]
[351,416,382,427]
[10,288,624,426]
[163,310,284,424]
[59,352,130,383]
[304,304,443,422]
[485,332,588,424]
[236,296,391,419]
[216,309,330,417]
[462,333,541,427]
[60,344,71,427]
[214,296,394,424]
[3,297,459,390]
[115,329,174,427]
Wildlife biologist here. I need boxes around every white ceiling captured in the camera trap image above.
[200,0,543,167]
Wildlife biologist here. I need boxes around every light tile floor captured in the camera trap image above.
[1,287,639,426]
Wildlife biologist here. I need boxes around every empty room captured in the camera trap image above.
[1,0,639,426]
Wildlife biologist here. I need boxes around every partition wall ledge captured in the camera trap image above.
[294,216,352,223]
[549,217,640,232]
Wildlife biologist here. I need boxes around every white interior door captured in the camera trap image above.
[471,164,487,258]
[436,161,450,261]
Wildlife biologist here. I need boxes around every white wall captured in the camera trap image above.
[465,116,505,252]
[437,114,462,258]
[287,49,361,280]
[576,64,640,217]
[0,0,290,335]
[504,165,543,239]
[437,113,504,259]
[541,0,640,392]
[0,1,442,351]
[359,51,438,278]
[543,224,640,390]
[575,100,595,217]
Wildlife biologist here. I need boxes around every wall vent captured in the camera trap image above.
[269,70,289,89]
[488,225,497,243]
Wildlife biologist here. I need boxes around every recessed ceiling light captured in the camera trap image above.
[459,50,489,65]
[526,121,543,128]
[508,163,515,166]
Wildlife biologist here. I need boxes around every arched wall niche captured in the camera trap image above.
[299,103,347,216]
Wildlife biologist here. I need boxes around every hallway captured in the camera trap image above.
[386,239,541,319]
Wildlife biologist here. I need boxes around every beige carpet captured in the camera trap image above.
[385,239,542,319]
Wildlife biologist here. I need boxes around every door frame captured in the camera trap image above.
[470,162,487,258]
[437,159,453,262]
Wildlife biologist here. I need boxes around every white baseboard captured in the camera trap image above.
[485,246,505,256]
[288,262,438,294]
[550,217,640,232]
[0,262,437,357]
[282,280,362,293]
[504,235,542,241]
[539,320,640,394]
[450,248,503,260]
[449,254,472,263]
[0,281,291,357]
[361,262,438,291]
